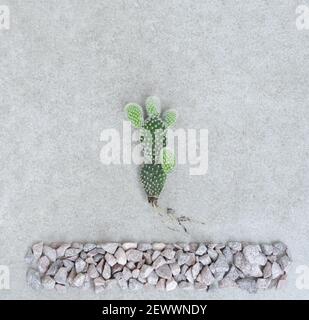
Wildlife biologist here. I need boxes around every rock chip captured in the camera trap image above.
[219,278,237,288]
[94,277,106,293]
[267,255,277,263]
[139,265,153,279]
[277,274,288,289]
[32,242,43,260]
[122,267,132,281]
[42,246,57,262]
[223,247,233,265]
[152,250,161,261]
[228,241,242,252]
[126,249,143,262]
[198,254,212,266]
[93,253,104,263]
[250,265,263,278]
[114,247,127,265]
[170,262,181,276]
[185,268,194,283]
[257,278,271,290]
[27,269,41,289]
[71,242,83,250]
[186,253,196,266]
[273,242,287,256]
[156,264,172,280]
[105,253,117,266]
[213,254,229,280]
[137,243,152,251]
[263,262,272,278]
[178,281,194,290]
[189,243,199,252]
[225,265,241,281]
[55,284,66,292]
[181,264,189,275]
[102,263,112,279]
[83,243,96,252]
[153,256,166,269]
[237,278,257,293]
[42,275,56,290]
[73,273,86,287]
[105,279,118,289]
[87,248,98,257]
[100,243,119,254]
[207,249,218,261]
[56,243,71,257]
[85,256,95,264]
[261,244,273,256]
[128,279,143,290]
[152,243,166,251]
[195,244,207,256]
[122,242,137,250]
[126,261,136,270]
[243,245,267,266]
[88,264,99,279]
[144,252,152,265]
[75,258,87,273]
[65,248,82,257]
[112,263,123,274]
[136,259,145,269]
[147,271,159,285]
[192,262,202,279]
[194,283,208,290]
[24,248,34,264]
[156,279,166,290]
[176,252,189,265]
[46,260,62,276]
[161,248,175,260]
[271,262,284,279]
[166,278,178,291]
[80,251,87,260]
[132,269,140,278]
[54,267,68,285]
[117,277,128,290]
[278,255,291,271]
[67,269,76,286]
[198,267,215,286]
[234,252,253,276]
[38,256,50,274]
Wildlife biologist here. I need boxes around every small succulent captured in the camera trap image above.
[125,96,177,207]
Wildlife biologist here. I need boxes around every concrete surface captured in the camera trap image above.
[0,0,309,299]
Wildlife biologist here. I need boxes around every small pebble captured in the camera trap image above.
[114,248,127,265]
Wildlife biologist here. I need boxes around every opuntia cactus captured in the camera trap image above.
[125,96,177,207]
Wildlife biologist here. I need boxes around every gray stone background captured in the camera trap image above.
[0,0,308,299]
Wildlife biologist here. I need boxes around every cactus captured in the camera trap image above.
[125,96,177,207]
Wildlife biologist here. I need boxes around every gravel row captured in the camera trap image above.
[25,241,291,293]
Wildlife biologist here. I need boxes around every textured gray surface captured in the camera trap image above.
[0,0,309,299]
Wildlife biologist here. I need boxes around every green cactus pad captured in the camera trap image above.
[163,109,178,128]
[161,148,176,174]
[145,96,161,117]
[125,103,143,128]
[140,164,167,198]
